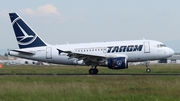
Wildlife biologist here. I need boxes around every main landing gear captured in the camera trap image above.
[89,66,99,74]
[145,61,151,73]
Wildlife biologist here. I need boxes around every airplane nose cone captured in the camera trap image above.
[169,48,174,56]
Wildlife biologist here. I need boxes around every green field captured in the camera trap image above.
[1,64,180,74]
[0,64,180,101]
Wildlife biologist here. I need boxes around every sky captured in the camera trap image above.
[0,0,180,54]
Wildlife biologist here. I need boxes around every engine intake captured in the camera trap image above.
[107,57,128,69]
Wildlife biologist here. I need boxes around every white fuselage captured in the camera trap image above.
[9,40,174,65]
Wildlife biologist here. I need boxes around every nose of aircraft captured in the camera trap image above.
[168,48,174,56]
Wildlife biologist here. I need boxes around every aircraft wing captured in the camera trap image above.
[57,49,107,65]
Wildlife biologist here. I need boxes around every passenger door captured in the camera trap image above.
[144,41,150,53]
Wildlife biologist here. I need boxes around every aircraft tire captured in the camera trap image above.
[94,68,98,74]
[89,69,98,74]
[146,68,151,73]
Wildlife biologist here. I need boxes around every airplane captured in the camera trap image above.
[8,13,174,74]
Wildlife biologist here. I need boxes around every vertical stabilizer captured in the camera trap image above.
[9,13,47,49]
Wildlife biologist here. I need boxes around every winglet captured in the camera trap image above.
[57,48,72,54]
[57,49,64,54]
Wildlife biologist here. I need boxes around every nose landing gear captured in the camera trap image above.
[145,61,151,73]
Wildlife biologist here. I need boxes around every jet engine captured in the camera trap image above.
[106,57,128,69]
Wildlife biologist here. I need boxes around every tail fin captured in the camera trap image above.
[9,13,47,49]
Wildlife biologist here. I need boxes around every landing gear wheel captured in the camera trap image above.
[146,68,151,73]
[94,69,98,74]
[89,69,98,74]
[89,69,94,74]
[145,61,151,73]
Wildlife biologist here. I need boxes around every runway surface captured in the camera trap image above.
[0,73,180,76]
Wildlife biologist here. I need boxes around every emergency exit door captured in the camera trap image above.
[144,41,150,53]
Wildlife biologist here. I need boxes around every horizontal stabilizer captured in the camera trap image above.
[10,49,35,55]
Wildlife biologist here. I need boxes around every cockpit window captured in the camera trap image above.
[157,44,166,48]
[161,44,166,47]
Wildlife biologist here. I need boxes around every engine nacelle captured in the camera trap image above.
[106,57,128,69]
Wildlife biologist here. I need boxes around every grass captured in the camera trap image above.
[0,76,180,101]
[0,64,180,101]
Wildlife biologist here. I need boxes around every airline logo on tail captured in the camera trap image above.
[15,22,37,45]
[9,13,47,49]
